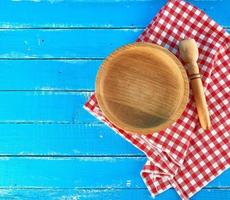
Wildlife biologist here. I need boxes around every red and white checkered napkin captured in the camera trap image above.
[84,0,230,199]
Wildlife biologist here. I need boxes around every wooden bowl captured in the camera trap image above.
[96,43,189,135]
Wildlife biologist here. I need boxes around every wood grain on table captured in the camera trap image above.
[0,0,229,199]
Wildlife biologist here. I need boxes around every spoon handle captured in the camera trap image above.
[187,62,211,130]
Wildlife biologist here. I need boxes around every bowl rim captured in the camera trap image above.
[95,42,189,135]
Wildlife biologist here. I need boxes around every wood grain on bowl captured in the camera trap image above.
[96,43,189,134]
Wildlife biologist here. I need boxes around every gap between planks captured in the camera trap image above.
[0,27,145,30]
[0,155,145,158]
[0,187,229,190]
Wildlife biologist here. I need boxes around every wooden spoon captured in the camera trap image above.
[179,39,211,130]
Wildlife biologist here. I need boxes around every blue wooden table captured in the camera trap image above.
[0,0,229,199]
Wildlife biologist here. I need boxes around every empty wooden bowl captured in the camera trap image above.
[96,42,189,134]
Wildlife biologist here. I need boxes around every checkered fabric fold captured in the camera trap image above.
[84,0,230,199]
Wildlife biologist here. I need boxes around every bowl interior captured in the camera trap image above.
[96,43,188,134]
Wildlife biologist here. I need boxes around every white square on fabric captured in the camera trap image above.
[205,168,211,174]
[200,161,205,167]
[193,166,198,172]
[185,25,190,31]
[177,146,182,152]
[210,20,215,26]
[168,141,174,147]
[212,32,217,37]
[168,2,173,8]
[165,128,171,134]
[183,13,188,18]
[203,15,208,20]
[221,67,227,73]
[222,144,228,150]
[183,185,189,191]
[192,30,197,35]
[150,34,155,41]
[207,155,213,161]
[175,7,181,13]
[216,137,222,143]
[181,138,187,144]
[214,150,220,156]
[160,136,167,143]
[204,135,209,141]
[155,27,160,32]
[159,19,164,25]
[187,159,193,165]
[217,26,222,31]
[188,5,193,11]
[198,174,204,180]
[178,20,183,26]
[183,117,189,123]
[204,27,210,33]
[174,133,179,139]
[216,104,221,111]
[197,22,202,28]
[223,99,228,105]
[220,157,226,163]
[202,148,207,154]
[178,178,183,184]
[195,10,201,15]
[221,112,226,118]
[164,10,169,16]
[223,55,228,61]
[180,0,186,5]
[210,49,216,56]
[217,92,223,98]
[195,154,200,159]
[166,24,171,29]
[197,140,202,146]
[162,31,167,37]
[209,143,215,148]
[212,85,218,90]
[190,17,195,23]
[213,163,218,168]
[191,179,196,185]
[185,172,191,178]
[206,57,212,63]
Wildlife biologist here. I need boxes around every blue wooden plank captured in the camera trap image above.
[1,89,230,125]
[185,189,230,200]
[0,91,94,123]
[1,33,230,89]
[0,0,165,28]
[0,29,140,59]
[0,60,100,91]
[0,29,228,59]
[0,0,229,28]
[1,188,230,200]
[0,124,142,156]
[0,157,229,188]
[206,169,230,188]
[158,189,230,200]
[0,189,155,200]
[0,157,146,188]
